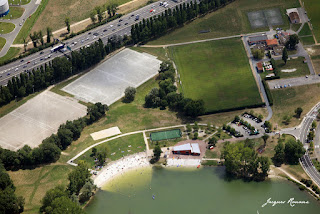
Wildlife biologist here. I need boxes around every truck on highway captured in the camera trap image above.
[50,44,65,53]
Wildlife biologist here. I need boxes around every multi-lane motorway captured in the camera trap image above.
[0,0,190,86]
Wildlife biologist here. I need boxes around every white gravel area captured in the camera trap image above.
[166,158,201,167]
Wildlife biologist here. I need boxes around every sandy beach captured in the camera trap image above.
[94,152,150,188]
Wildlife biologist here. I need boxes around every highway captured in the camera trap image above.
[0,0,190,86]
[299,103,320,187]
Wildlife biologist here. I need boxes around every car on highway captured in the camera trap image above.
[48,54,52,58]
[110,25,113,28]
[7,73,10,76]
[15,68,19,71]
[27,61,30,64]
[40,51,44,54]
[20,59,24,62]
[150,9,154,12]
[93,32,99,36]
[103,29,108,32]
[0,75,2,78]
[118,23,121,26]
[125,22,128,25]
[112,29,115,31]
[131,14,134,17]
[119,19,123,22]
[23,65,27,68]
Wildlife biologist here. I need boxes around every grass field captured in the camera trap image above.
[13,0,49,44]
[291,23,302,32]
[304,0,320,42]
[300,36,315,45]
[271,83,320,129]
[0,22,15,34]
[130,46,168,61]
[7,165,73,214]
[298,23,312,36]
[0,47,20,64]
[260,57,310,79]
[148,0,299,45]
[30,0,130,33]
[169,38,262,113]
[0,37,5,51]
[75,133,145,168]
[3,6,24,19]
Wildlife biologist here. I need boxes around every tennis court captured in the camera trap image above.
[150,129,182,141]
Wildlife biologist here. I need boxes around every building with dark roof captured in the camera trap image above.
[248,35,268,45]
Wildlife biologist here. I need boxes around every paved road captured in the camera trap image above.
[267,75,320,89]
[0,0,192,86]
[0,0,40,57]
[314,122,320,160]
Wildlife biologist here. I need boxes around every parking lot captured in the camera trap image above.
[230,113,263,137]
[268,75,320,89]
[62,49,162,105]
[0,91,87,151]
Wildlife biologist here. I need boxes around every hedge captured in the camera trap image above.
[262,80,273,106]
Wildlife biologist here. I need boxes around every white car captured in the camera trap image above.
[15,68,19,71]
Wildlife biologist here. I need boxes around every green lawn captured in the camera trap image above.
[13,0,49,44]
[0,47,20,64]
[8,0,31,5]
[298,23,312,36]
[148,0,299,45]
[169,38,262,113]
[74,133,146,168]
[260,57,310,79]
[3,6,24,19]
[0,37,5,51]
[271,83,320,129]
[300,36,315,45]
[291,23,302,32]
[304,0,320,42]
[0,22,15,34]
[130,46,168,61]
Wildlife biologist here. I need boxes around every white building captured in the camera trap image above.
[0,0,9,17]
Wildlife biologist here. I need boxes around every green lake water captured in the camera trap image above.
[85,167,320,214]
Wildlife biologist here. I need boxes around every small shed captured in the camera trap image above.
[266,39,278,47]
[256,62,263,72]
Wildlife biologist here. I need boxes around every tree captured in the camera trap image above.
[208,136,217,146]
[39,30,44,46]
[46,196,85,214]
[91,148,97,157]
[150,145,162,164]
[252,49,264,60]
[67,162,91,195]
[123,86,136,103]
[95,6,104,23]
[186,124,192,133]
[262,134,269,147]
[295,107,303,118]
[79,180,96,204]
[282,47,288,65]
[65,17,70,34]
[22,37,29,52]
[46,27,52,43]
[40,185,68,212]
[183,99,205,117]
[285,34,300,50]
[96,147,108,166]
[312,121,317,129]
[194,132,198,139]
[282,115,291,125]
[284,139,305,165]
[272,141,285,166]
[90,11,97,23]
[193,122,199,132]
[309,141,314,152]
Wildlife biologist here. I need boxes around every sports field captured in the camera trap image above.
[0,91,87,150]
[169,38,262,113]
[150,129,182,141]
[304,0,320,42]
[62,49,161,105]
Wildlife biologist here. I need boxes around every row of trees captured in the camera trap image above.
[221,141,270,181]
[0,102,108,171]
[28,27,53,49]
[0,163,24,214]
[272,137,305,166]
[131,0,235,43]
[144,61,205,117]
[40,162,94,213]
[0,39,106,108]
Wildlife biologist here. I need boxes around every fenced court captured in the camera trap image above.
[248,8,283,29]
[62,49,161,105]
[150,129,182,141]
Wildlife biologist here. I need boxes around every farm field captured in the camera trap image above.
[271,83,320,129]
[30,0,130,33]
[3,6,24,19]
[304,0,320,42]
[148,0,299,45]
[169,38,262,113]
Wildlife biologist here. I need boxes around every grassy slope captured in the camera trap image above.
[130,46,168,61]
[304,0,320,42]
[298,23,312,36]
[13,0,50,44]
[169,38,261,112]
[0,37,5,51]
[148,0,299,45]
[75,133,145,168]
[31,0,130,33]
[0,22,15,34]
[0,47,20,64]
[271,83,320,129]
[3,6,24,19]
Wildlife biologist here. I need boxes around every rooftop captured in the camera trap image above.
[248,35,268,42]
[266,39,278,46]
